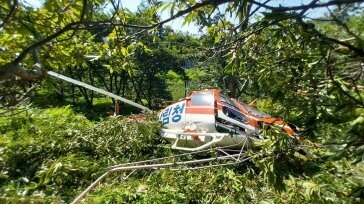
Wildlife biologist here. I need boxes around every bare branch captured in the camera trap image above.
[16,83,40,105]
[249,0,270,17]
[298,0,319,16]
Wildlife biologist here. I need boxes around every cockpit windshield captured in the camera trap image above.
[235,100,271,118]
[191,91,214,106]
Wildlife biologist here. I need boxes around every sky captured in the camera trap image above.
[23,0,327,34]
[120,0,327,34]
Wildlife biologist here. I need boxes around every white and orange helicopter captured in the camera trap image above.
[159,89,302,152]
[47,71,304,203]
[48,71,301,152]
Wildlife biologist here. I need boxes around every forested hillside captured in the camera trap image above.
[0,0,363,203]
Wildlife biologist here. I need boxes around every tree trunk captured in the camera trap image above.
[228,1,252,98]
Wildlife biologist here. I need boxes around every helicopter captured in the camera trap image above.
[159,89,301,152]
[47,71,304,203]
[48,71,301,151]
[71,88,304,203]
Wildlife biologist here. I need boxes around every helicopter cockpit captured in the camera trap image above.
[219,94,248,124]
[190,91,214,106]
[234,100,271,118]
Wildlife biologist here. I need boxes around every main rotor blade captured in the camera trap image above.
[47,71,151,112]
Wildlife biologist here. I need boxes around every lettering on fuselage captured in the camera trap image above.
[160,102,186,125]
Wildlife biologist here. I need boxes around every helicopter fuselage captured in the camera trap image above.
[158,89,300,151]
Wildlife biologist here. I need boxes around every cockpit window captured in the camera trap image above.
[222,106,248,123]
[236,100,271,118]
[191,91,214,106]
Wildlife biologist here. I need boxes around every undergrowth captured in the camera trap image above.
[0,106,362,203]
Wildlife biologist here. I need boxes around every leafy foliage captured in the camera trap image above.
[0,0,363,203]
[0,106,363,203]
[0,106,165,202]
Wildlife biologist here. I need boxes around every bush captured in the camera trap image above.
[0,106,166,202]
[1,106,362,203]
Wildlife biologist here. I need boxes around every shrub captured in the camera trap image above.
[0,107,166,202]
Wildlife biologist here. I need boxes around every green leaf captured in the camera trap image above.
[121,47,128,56]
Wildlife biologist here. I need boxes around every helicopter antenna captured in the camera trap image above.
[47,71,151,112]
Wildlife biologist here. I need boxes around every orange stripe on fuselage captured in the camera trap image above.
[186,108,215,115]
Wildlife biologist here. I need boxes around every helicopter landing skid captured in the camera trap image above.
[161,129,256,151]
[71,140,252,204]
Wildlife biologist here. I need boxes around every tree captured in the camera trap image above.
[152,0,363,161]
[1,0,362,82]
[1,0,363,143]
[0,1,363,202]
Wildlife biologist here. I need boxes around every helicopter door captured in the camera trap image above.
[185,91,216,132]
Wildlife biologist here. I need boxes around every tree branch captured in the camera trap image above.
[327,7,362,41]
[327,63,364,107]
[295,17,364,57]
[0,62,46,80]
[1,0,363,81]
[251,0,364,12]
[80,0,88,21]
[0,0,18,28]
[298,0,319,16]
